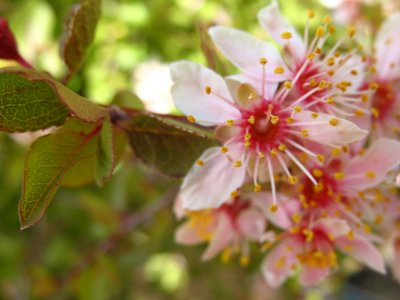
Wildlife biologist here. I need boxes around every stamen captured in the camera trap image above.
[285,149,317,184]
[187,115,196,123]
[266,157,277,206]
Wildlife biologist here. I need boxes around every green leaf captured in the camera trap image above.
[95,116,114,186]
[19,117,101,229]
[60,0,101,78]
[0,68,107,128]
[0,72,69,132]
[126,113,217,178]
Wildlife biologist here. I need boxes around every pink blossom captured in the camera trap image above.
[175,193,266,263]
[262,218,385,287]
[170,59,367,211]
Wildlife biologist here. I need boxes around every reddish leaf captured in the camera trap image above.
[0,17,32,68]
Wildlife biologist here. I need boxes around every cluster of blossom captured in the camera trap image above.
[170,1,400,287]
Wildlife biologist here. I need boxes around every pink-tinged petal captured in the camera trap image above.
[342,138,400,191]
[313,218,350,238]
[180,147,246,210]
[257,1,306,64]
[335,236,386,274]
[299,265,331,286]
[250,192,295,229]
[208,26,290,82]
[237,209,266,241]
[392,237,400,282]
[202,213,235,261]
[261,238,299,288]
[331,54,365,90]
[295,110,368,146]
[173,196,185,220]
[375,13,400,80]
[170,61,241,125]
[175,222,205,245]
[226,74,279,101]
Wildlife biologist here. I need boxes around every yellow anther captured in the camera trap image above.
[364,223,372,234]
[361,94,369,103]
[288,175,298,185]
[302,229,314,242]
[334,172,345,180]
[244,133,251,141]
[196,160,205,166]
[268,148,277,157]
[284,81,293,89]
[233,160,242,168]
[323,15,332,24]
[270,204,278,213]
[281,31,293,39]
[278,144,287,152]
[248,92,257,101]
[311,113,319,119]
[187,115,196,123]
[301,129,309,137]
[258,152,265,158]
[244,141,251,148]
[226,119,235,126]
[312,169,323,178]
[327,57,335,66]
[316,26,325,37]
[315,47,322,54]
[307,53,315,60]
[347,230,354,240]
[259,57,268,65]
[342,146,349,153]
[354,109,364,117]
[254,184,262,192]
[286,117,295,124]
[374,214,383,225]
[347,26,356,37]
[334,50,341,57]
[220,146,229,153]
[240,255,250,266]
[365,171,376,178]
[307,9,315,19]
[329,118,339,126]
[369,66,377,74]
[328,25,336,34]
[351,69,358,76]
[327,70,335,76]
[292,213,301,223]
[274,67,285,74]
[318,80,327,89]
[316,154,325,162]
[221,248,231,263]
[300,153,308,162]
[248,115,255,124]
[230,190,239,198]
[314,183,324,193]
[309,79,317,87]
[271,115,279,125]
[331,148,341,156]
[205,86,212,94]
[369,82,379,90]
[371,107,379,118]
[293,105,302,113]
[290,226,300,234]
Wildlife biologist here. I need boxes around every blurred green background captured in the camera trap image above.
[0,0,398,299]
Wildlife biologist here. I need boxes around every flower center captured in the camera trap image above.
[371,81,396,121]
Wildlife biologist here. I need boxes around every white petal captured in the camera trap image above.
[331,54,365,90]
[170,61,241,125]
[208,26,290,81]
[375,13,400,80]
[237,209,266,240]
[295,110,368,146]
[175,222,205,245]
[257,0,306,63]
[226,74,278,102]
[180,147,246,210]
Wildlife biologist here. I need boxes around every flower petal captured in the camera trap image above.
[299,265,330,286]
[261,238,299,288]
[257,0,306,64]
[170,60,241,125]
[180,147,246,210]
[375,13,400,80]
[202,212,235,261]
[175,222,205,245]
[295,110,368,146]
[342,138,400,191]
[313,218,350,238]
[335,235,386,274]
[237,209,266,240]
[208,26,290,81]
